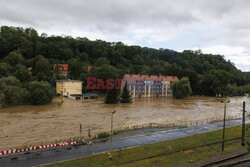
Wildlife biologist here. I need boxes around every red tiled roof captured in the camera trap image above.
[88,66,93,71]
[54,64,68,71]
[123,74,178,85]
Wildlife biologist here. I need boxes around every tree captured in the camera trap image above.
[78,52,89,62]
[5,51,24,66]
[226,84,245,96]
[3,86,28,106]
[0,93,5,108]
[68,58,87,80]
[32,55,51,81]
[0,62,12,77]
[54,64,60,77]
[0,36,9,58]
[94,57,110,67]
[95,64,119,81]
[14,69,31,83]
[120,82,132,103]
[171,77,192,99]
[0,76,20,89]
[201,74,215,96]
[210,70,232,96]
[32,55,50,74]
[27,81,55,105]
[105,85,120,104]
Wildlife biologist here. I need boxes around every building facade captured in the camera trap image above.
[56,80,82,96]
[123,74,178,98]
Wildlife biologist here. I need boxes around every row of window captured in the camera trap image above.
[128,85,171,89]
[131,90,169,93]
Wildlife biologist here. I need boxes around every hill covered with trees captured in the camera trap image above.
[0,26,250,107]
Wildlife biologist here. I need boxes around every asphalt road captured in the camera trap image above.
[0,118,249,167]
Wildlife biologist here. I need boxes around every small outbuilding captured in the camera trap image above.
[56,79,82,96]
[69,93,99,100]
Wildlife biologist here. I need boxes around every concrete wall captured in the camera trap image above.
[56,81,82,96]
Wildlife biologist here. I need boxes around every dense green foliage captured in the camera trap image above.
[105,86,120,104]
[0,26,249,107]
[0,76,28,106]
[0,75,54,107]
[171,77,192,99]
[120,82,132,103]
[27,81,55,105]
[97,132,110,139]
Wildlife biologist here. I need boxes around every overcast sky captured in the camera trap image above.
[0,0,250,71]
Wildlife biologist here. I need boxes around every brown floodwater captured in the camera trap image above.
[0,96,249,150]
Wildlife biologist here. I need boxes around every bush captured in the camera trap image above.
[27,81,55,105]
[4,51,24,66]
[226,84,245,96]
[171,77,192,99]
[244,84,250,96]
[3,86,28,106]
[0,62,12,77]
[97,132,110,139]
[0,93,5,108]
[0,76,20,89]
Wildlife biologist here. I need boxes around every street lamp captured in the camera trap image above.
[109,110,116,159]
[221,100,230,151]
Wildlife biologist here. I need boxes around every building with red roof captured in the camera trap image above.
[123,74,178,98]
[54,64,68,76]
[88,66,94,72]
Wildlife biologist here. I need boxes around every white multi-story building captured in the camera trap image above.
[123,74,178,98]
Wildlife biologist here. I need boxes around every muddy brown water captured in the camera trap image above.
[0,96,249,150]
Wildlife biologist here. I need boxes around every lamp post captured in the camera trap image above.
[221,100,230,151]
[109,111,116,158]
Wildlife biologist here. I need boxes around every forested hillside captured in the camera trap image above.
[0,26,250,107]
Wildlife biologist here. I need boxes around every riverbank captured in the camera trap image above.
[44,123,250,167]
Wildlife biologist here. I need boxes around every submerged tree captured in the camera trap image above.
[120,82,132,103]
[105,85,120,104]
[171,77,192,99]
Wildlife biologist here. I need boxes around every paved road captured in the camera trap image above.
[0,119,249,167]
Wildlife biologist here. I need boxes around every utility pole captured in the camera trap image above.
[109,111,116,159]
[242,101,246,146]
[222,100,230,151]
[80,123,82,137]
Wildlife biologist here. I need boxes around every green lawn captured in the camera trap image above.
[44,124,250,167]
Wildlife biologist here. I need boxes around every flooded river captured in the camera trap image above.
[0,96,249,150]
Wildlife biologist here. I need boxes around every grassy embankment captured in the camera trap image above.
[44,124,250,167]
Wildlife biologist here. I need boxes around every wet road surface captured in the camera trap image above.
[0,118,249,167]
